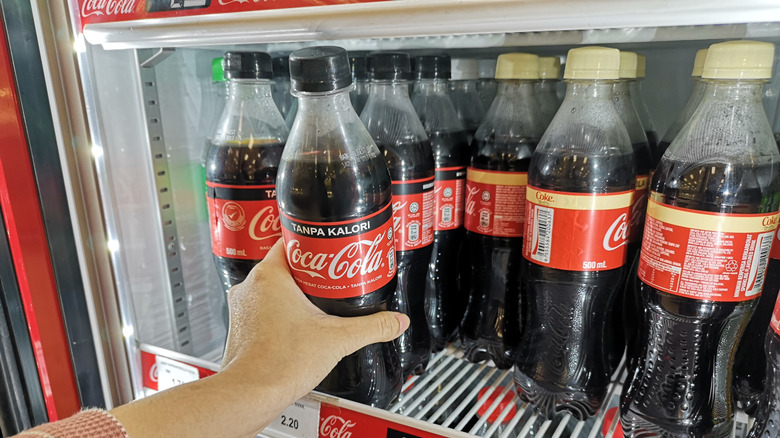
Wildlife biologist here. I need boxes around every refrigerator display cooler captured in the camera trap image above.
[4,0,780,436]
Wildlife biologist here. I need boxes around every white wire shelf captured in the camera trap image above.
[139,343,751,438]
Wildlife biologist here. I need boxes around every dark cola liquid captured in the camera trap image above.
[425,130,470,352]
[379,138,435,379]
[621,160,778,438]
[734,261,780,414]
[460,134,535,369]
[618,141,653,374]
[646,130,659,159]
[206,140,284,291]
[748,329,780,438]
[276,154,402,408]
[514,151,634,420]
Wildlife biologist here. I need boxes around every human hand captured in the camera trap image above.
[220,238,410,405]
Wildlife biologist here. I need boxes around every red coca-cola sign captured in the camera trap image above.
[280,204,396,299]
[318,404,446,438]
[76,0,390,28]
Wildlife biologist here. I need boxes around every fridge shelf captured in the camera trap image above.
[138,343,752,437]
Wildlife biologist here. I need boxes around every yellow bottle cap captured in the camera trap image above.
[495,53,539,80]
[691,49,708,77]
[636,54,647,78]
[563,46,620,80]
[702,40,775,79]
[619,51,638,79]
[538,57,561,79]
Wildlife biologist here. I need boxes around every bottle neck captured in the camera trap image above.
[450,79,478,92]
[563,79,615,101]
[367,80,411,100]
[227,78,274,100]
[612,79,633,96]
[699,79,766,105]
[414,79,449,95]
[295,87,358,126]
[481,79,542,138]
[536,79,559,93]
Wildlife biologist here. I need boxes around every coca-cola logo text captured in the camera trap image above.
[603,213,629,251]
[763,215,779,228]
[320,415,356,438]
[465,186,480,216]
[248,206,281,241]
[81,0,136,17]
[286,234,387,280]
[536,191,554,203]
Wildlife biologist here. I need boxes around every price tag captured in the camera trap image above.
[156,356,199,391]
[268,398,320,438]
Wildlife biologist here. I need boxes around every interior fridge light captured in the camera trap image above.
[107,239,120,253]
[91,144,103,159]
[122,325,134,339]
[73,34,86,54]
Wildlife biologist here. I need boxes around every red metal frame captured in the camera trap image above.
[0,17,81,421]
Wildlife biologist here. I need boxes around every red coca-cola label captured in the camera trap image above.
[280,204,396,299]
[638,194,779,302]
[772,293,780,336]
[629,175,649,243]
[523,186,633,271]
[433,166,465,231]
[392,176,435,251]
[771,226,780,260]
[319,404,447,438]
[207,182,281,260]
[140,350,215,392]
[464,168,527,237]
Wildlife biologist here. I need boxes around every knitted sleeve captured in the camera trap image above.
[15,409,128,438]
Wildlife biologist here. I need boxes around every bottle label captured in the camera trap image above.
[637,194,779,302]
[464,168,528,237]
[522,186,632,271]
[207,182,281,260]
[434,166,466,231]
[280,204,397,299]
[771,226,780,260]
[392,176,435,251]
[629,175,649,243]
[772,293,780,336]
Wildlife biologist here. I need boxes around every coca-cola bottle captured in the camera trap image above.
[411,54,470,352]
[613,51,652,374]
[200,57,228,211]
[515,46,635,420]
[448,58,486,144]
[361,52,433,378]
[734,68,780,417]
[350,55,369,115]
[747,292,780,438]
[461,53,543,369]
[536,56,562,130]
[276,46,402,408]
[632,54,659,157]
[655,48,708,170]
[477,58,498,113]
[272,55,295,118]
[621,40,779,437]
[206,51,287,293]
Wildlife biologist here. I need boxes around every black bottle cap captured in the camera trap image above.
[289,46,352,93]
[415,54,451,80]
[367,52,411,81]
[350,55,367,81]
[272,55,290,78]
[223,51,273,80]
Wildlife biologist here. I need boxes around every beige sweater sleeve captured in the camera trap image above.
[15,409,128,438]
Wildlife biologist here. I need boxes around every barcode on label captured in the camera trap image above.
[531,205,554,264]
[747,231,774,297]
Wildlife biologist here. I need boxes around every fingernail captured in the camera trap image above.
[396,313,410,334]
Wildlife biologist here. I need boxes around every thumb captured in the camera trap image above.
[338,312,410,355]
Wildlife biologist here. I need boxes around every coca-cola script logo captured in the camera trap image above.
[603,213,629,251]
[81,0,137,17]
[465,186,480,216]
[320,415,356,438]
[763,214,779,229]
[249,206,281,240]
[222,202,246,232]
[535,191,554,204]
[285,234,389,280]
